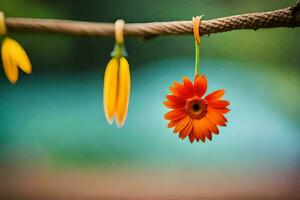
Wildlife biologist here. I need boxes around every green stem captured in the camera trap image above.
[111,43,127,58]
[194,41,200,76]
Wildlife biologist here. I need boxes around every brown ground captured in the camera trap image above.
[0,167,299,199]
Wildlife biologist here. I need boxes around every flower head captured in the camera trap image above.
[103,19,130,128]
[1,37,32,84]
[1,12,31,84]
[103,56,130,127]
[164,75,230,143]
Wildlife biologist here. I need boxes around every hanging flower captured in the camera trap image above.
[1,37,32,84]
[164,75,230,143]
[163,16,230,143]
[103,20,130,127]
[0,12,32,84]
[103,55,130,127]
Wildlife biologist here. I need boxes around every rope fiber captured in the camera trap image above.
[4,1,300,39]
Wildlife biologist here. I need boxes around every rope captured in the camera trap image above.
[4,1,300,39]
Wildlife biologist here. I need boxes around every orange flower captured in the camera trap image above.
[164,75,230,143]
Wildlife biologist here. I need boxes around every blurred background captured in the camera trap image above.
[0,0,300,199]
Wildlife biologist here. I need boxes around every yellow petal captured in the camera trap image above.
[1,38,19,84]
[115,57,130,127]
[6,37,32,74]
[103,58,118,124]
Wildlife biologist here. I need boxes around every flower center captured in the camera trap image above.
[186,98,207,119]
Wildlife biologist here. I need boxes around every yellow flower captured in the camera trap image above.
[103,56,130,127]
[1,37,32,84]
[0,12,31,84]
[103,19,130,127]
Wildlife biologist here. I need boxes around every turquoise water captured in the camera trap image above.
[0,58,299,172]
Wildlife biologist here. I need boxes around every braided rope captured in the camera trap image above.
[4,1,300,38]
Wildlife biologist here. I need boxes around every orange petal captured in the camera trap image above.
[189,133,195,143]
[166,95,185,102]
[164,95,186,109]
[207,106,230,114]
[193,119,206,142]
[174,115,190,133]
[195,117,212,141]
[219,114,228,123]
[173,81,191,99]
[205,132,212,140]
[164,109,186,121]
[205,90,225,102]
[199,133,206,142]
[209,100,230,108]
[202,118,212,140]
[182,77,194,98]
[206,111,227,126]
[201,118,213,140]
[194,74,207,97]
[163,101,185,109]
[205,116,220,135]
[179,119,193,139]
[169,86,181,97]
[168,119,181,128]
[115,57,131,127]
